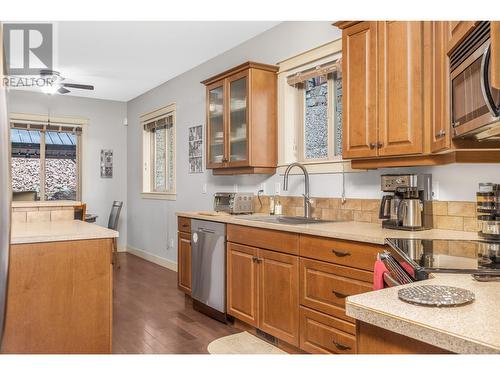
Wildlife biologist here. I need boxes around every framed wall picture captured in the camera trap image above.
[100,149,113,178]
[188,125,203,173]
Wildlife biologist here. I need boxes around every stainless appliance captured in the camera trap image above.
[378,174,433,231]
[450,22,500,140]
[214,192,254,214]
[0,36,11,350]
[383,238,500,284]
[191,219,227,322]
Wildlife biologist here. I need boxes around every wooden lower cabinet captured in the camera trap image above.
[226,242,299,346]
[299,258,372,323]
[178,231,192,295]
[356,321,450,354]
[300,307,356,354]
[227,242,259,326]
[2,239,113,354]
[259,249,299,347]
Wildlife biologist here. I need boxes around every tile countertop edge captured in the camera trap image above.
[346,300,500,354]
[176,211,481,245]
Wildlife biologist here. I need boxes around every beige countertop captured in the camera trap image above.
[11,220,118,245]
[12,201,81,208]
[176,211,480,244]
[346,274,500,354]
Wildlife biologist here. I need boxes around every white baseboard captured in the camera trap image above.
[117,246,127,252]
[126,245,178,272]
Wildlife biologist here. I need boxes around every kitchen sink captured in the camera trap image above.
[238,215,337,225]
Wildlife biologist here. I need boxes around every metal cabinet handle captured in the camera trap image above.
[333,341,351,351]
[452,121,461,128]
[252,256,262,264]
[331,249,350,257]
[369,143,377,149]
[435,129,446,138]
[332,290,348,299]
[377,142,384,148]
[222,157,229,162]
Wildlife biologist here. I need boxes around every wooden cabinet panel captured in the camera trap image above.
[378,21,424,156]
[177,216,191,233]
[177,232,192,295]
[299,258,372,323]
[446,21,479,54]
[300,306,356,354]
[431,21,451,152]
[357,321,450,354]
[259,248,299,346]
[227,242,259,326]
[342,21,378,159]
[299,234,382,274]
[227,224,299,255]
[206,80,226,169]
[492,22,500,90]
[3,239,113,354]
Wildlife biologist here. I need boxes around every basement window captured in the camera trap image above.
[141,104,176,200]
[10,121,82,201]
[277,39,349,174]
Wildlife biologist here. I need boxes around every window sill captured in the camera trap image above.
[141,192,177,201]
[277,160,362,175]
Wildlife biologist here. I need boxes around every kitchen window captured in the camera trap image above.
[10,119,82,201]
[278,39,349,174]
[141,103,176,200]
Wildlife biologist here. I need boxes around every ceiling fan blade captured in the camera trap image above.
[57,87,71,94]
[62,83,94,90]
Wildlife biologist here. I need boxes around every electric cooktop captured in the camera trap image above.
[385,238,500,280]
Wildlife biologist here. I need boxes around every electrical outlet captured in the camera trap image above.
[169,238,174,249]
[202,183,207,194]
[274,182,281,195]
[260,183,266,195]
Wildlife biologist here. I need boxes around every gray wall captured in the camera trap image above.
[127,21,500,264]
[8,90,128,248]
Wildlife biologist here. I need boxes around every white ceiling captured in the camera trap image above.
[11,21,280,102]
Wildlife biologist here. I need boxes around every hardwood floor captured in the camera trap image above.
[113,253,240,354]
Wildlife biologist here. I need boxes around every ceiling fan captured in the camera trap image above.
[39,69,94,95]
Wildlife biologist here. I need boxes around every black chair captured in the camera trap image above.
[108,201,123,268]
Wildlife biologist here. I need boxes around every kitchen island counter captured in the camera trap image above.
[11,219,118,245]
[346,273,500,354]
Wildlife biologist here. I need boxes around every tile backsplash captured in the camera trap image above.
[254,196,479,232]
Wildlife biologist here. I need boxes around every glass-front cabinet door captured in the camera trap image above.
[227,72,249,166]
[207,81,226,167]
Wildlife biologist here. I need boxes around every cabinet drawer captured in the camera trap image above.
[227,224,299,255]
[178,217,191,233]
[299,258,372,322]
[300,235,383,272]
[300,306,356,354]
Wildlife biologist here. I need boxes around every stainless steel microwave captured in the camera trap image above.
[450,22,500,140]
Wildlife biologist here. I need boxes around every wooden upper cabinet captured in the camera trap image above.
[431,21,451,152]
[378,21,424,156]
[492,22,500,90]
[342,21,378,159]
[446,21,480,54]
[202,62,278,175]
[226,242,259,327]
[258,249,299,347]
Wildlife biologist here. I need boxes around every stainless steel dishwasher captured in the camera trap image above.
[191,219,227,322]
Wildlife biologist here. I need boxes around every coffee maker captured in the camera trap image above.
[379,174,433,231]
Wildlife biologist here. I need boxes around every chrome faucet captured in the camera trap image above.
[283,162,312,218]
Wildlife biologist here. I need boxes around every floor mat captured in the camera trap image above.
[207,331,287,354]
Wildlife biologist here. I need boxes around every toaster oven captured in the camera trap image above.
[213,192,255,214]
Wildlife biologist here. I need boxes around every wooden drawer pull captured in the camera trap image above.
[333,341,351,351]
[331,249,351,257]
[332,290,348,299]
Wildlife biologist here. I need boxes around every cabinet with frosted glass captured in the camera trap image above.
[202,62,278,175]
